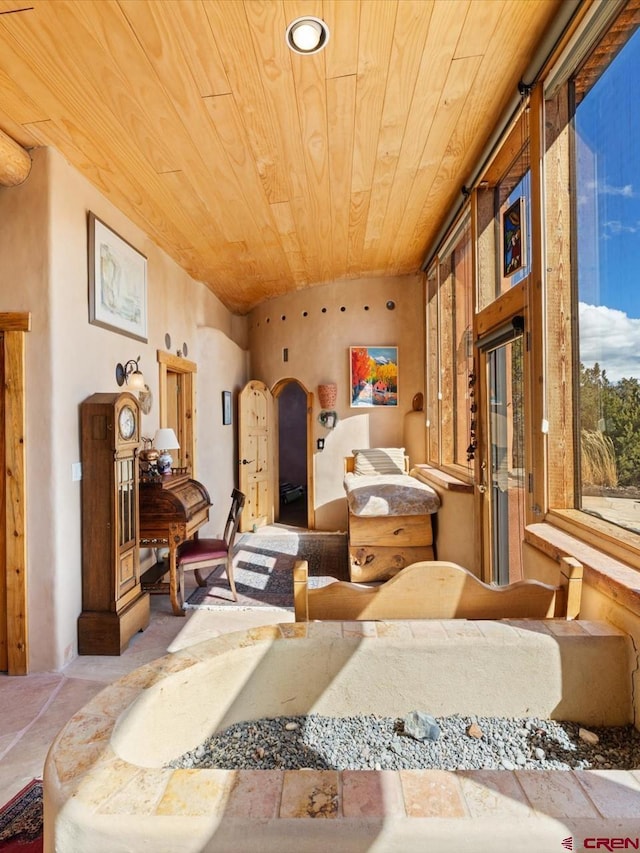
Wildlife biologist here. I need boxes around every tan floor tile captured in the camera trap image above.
[280,769,339,818]
[341,621,378,638]
[407,620,448,638]
[475,621,520,641]
[545,620,588,636]
[156,769,235,816]
[442,620,483,638]
[574,770,640,817]
[400,770,468,818]
[375,622,413,639]
[0,673,63,734]
[457,770,536,818]
[580,621,627,636]
[515,771,600,818]
[342,770,404,817]
[225,770,283,818]
[502,620,552,635]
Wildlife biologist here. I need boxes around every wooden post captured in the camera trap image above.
[0,129,31,187]
[558,556,583,620]
[293,560,309,622]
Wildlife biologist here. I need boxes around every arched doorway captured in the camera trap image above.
[272,378,314,529]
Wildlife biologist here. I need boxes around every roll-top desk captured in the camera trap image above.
[139,472,211,615]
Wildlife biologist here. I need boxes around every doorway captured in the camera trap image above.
[272,379,314,529]
[157,350,196,475]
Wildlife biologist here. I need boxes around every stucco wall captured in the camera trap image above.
[0,148,249,672]
[248,277,426,529]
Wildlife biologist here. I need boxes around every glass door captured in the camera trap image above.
[485,333,526,584]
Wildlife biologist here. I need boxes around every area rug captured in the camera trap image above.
[0,779,43,852]
[185,532,349,611]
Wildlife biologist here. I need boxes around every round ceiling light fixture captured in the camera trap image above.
[285,16,330,55]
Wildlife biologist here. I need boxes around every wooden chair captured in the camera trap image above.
[175,488,246,609]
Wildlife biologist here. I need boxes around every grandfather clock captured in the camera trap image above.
[78,392,150,654]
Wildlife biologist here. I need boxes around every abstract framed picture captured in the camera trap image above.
[88,212,148,342]
[502,197,526,278]
[222,390,232,425]
[350,346,398,407]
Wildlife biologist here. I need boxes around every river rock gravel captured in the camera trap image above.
[168,714,640,772]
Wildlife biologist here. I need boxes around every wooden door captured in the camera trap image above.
[0,314,30,674]
[238,380,274,532]
[157,351,196,475]
[0,336,5,671]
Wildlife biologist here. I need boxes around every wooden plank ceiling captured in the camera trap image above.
[0,0,564,314]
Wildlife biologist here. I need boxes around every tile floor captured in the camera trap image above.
[0,574,294,809]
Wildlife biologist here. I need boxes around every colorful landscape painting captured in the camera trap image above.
[350,346,398,407]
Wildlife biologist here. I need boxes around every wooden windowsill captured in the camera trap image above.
[411,464,474,494]
[525,521,640,617]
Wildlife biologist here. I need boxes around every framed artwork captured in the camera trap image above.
[88,212,148,342]
[502,197,525,278]
[350,346,398,407]
[222,390,232,425]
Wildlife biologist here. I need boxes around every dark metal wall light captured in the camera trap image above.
[285,16,330,55]
[115,356,145,390]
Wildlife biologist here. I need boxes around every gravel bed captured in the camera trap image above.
[168,714,640,772]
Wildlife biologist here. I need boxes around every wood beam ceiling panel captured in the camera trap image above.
[0,0,571,312]
[163,0,232,98]
[117,0,293,293]
[327,73,356,280]
[347,0,397,276]
[0,16,210,265]
[203,0,289,206]
[368,0,467,273]
[362,0,434,263]
[406,0,566,267]
[323,0,360,78]
[285,0,332,285]
[388,53,482,272]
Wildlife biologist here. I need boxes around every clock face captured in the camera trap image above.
[118,405,136,440]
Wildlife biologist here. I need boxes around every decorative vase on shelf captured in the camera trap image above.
[318,383,337,409]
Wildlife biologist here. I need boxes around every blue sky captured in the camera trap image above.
[576,25,640,380]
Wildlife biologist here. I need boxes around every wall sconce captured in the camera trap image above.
[153,428,180,475]
[116,356,145,391]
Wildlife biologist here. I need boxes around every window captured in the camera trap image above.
[425,215,474,475]
[572,16,640,535]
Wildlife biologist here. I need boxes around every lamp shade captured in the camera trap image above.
[127,369,145,391]
[153,428,179,450]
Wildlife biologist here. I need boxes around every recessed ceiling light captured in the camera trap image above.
[285,16,330,55]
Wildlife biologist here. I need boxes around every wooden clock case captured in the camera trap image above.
[77,391,150,654]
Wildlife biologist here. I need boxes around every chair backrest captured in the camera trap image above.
[223,488,246,548]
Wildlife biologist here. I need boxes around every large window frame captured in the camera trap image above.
[543,0,640,567]
[424,0,640,575]
[425,212,474,482]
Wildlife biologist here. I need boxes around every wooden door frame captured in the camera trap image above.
[0,312,30,674]
[157,350,197,476]
[271,378,315,530]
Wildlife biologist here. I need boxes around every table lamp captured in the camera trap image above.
[153,428,179,475]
